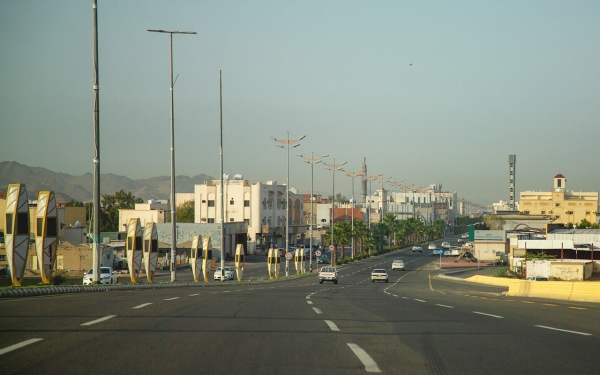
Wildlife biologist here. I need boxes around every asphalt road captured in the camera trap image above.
[1,238,599,374]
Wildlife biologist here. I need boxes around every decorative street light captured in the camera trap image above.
[147,28,196,282]
[340,168,364,259]
[297,152,328,271]
[324,158,346,264]
[271,132,306,276]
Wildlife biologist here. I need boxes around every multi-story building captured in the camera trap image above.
[118,200,169,231]
[519,174,598,226]
[194,179,305,254]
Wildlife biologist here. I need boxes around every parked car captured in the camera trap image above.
[371,269,388,282]
[391,260,405,270]
[213,267,234,281]
[83,267,118,285]
[412,244,423,253]
[441,242,451,249]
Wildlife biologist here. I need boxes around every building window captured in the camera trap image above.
[557,179,561,188]
[244,200,250,207]
[541,210,546,214]
[202,200,206,203]
[208,200,215,207]
[230,198,234,205]
[524,211,529,215]
[208,218,215,223]
[548,210,553,214]
[244,219,249,225]
[230,218,234,221]
[0,255,6,262]
[555,202,560,207]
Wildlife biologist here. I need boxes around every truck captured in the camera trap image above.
[318,267,338,284]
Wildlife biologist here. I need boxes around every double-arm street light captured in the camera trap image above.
[324,158,346,263]
[271,133,306,276]
[297,152,328,271]
[340,168,364,259]
[147,28,196,282]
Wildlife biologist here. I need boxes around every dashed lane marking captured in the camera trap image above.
[189,294,199,296]
[436,304,454,308]
[325,320,340,331]
[473,311,504,319]
[347,343,382,373]
[164,297,180,301]
[133,303,152,309]
[307,301,313,305]
[313,307,323,314]
[81,315,117,326]
[535,325,592,336]
[568,307,587,310]
[0,339,44,356]
[414,299,427,303]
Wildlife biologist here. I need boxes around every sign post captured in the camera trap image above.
[285,251,293,276]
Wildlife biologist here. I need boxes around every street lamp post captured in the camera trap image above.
[147,28,196,282]
[324,159,346,264]
[340,168,364,259]
[297,152,328,271]
[271,133,306,277]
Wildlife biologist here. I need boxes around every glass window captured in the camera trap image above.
[47,217,57,237]
[17,213,28,235]
[37,218,44,236]
[208,218,215,223]
[208,200,215,207]
[5,214,12,235]
[244,200,250,207]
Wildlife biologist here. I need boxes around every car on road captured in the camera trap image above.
[213,267,234,281]
[391,260,405,270]
[318,267,338,284]
[428,244,437,250]
[412,244,423,253]
[371,269,388,282]
[441,242,451,249]
[83,267,118,285]
[316,255,329,264]
[432,248,442,256]
[457,238,464,243]
[461,233,469,239]
[451,246,461,256]
[443,250,452,256]
[528,276,549,281]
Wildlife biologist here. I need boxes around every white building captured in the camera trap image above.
[194,179,305,254]
[118,200,169,231]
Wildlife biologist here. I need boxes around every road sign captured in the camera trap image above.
[328,245,334,251]
[315,250,322,257]
[285,252,293,261]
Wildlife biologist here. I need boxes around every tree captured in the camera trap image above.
[173,200,194,223]
[576,218,592,229]
[483,214,505,230]
[371,223,387,251]
[328,193,349,204]
[352,219,369,254]
[335,221,352,259]
[100,190,143,232]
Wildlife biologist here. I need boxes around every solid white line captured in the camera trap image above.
[307,301,313,305]
[473,311,504,319]
[414,299,427,303]
[164,297,180,301]
[81,315,117,326]
[436,304,454,308]
[535,325,592,336]
[347,343,381,373]
[313,307,323,314]
[0,339,44,356]
[325,320,340,331]
[189,294,199,296]
[133,303,152,309]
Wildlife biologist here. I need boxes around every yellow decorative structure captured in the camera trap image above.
[267,247,280,279]
[234,243,245,281]
[301,249,306,274]
[294,248,302,275]
[190,234,202,282]
[202,236,213,282]
[5,184,30,286]
[35,191,58,284]
[126,218,142,283]
[142,222,159,283]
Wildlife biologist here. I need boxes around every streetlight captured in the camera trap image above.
[380,175,392,221]
[147,28,196,282]
[324,158,346,264]
[365,174,382,230]
[297,152,328,271]
[340,168,364,259]
[271,132,306,277]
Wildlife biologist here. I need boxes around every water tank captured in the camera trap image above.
[223,174,230,180]
[148,199,157,204]
[234,174,243,180]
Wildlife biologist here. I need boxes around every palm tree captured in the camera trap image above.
[382,213,398,247]
[352,220,369,254]
[335,221,352,259]
[372,223,387,252]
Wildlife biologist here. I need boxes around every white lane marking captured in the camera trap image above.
[223,291,231,293]
[133,303,152,309]
[189,294,199,296]
[473,311,504,319]
[535,325,592,336]
[306,296,311,299]
[0,338,44,356]
[313,307,323,314]
[414,299,427,303]
[325,320,340,331]
[307,301,313,305]
[392,295,398,297]
[81,315,117,326]
[164,297,180,301]
[436,304,454,308]
[401,297,409,299]
[347,343,381,373]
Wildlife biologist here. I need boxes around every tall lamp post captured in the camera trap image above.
[340,168,364,259]
[365,174,382,230]
[380,175,391,221]
[147,28,196,282]
[324,159,346,264]
[297,152,328,271]
[271,133,306,277]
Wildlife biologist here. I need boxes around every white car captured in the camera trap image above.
[391,260,405,270]
[412,244,423,253]
[441,242,451,249]
[371,269,388,283]
[83,267,118,285]
[213,267,234,281]
[461,233,469,239]
[428,244,437,250]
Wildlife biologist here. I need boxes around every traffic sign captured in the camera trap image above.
[328,245,334,251]
[315,250,322,257]
[285,252,293,260]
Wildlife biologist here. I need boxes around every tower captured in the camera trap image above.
[361,157,367,204]
[508,154,516,210]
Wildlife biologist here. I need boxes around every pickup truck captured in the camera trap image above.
[318,267,338,284]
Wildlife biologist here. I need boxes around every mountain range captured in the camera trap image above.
[0,161,213,203]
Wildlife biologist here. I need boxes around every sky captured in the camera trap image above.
[1,1,599,207]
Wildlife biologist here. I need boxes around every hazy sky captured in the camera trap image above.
[1,1,599,206]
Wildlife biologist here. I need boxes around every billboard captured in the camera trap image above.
[474,230,506,242]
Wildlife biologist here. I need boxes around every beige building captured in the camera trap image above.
[194,179,305,254]
[519,174,598,226]
[118,201,169,231]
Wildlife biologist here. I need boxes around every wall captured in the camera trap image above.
[526,260,551,278]
[473,242,507,261]
[549,262,591,281]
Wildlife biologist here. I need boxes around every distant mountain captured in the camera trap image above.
[0,161,213,203]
